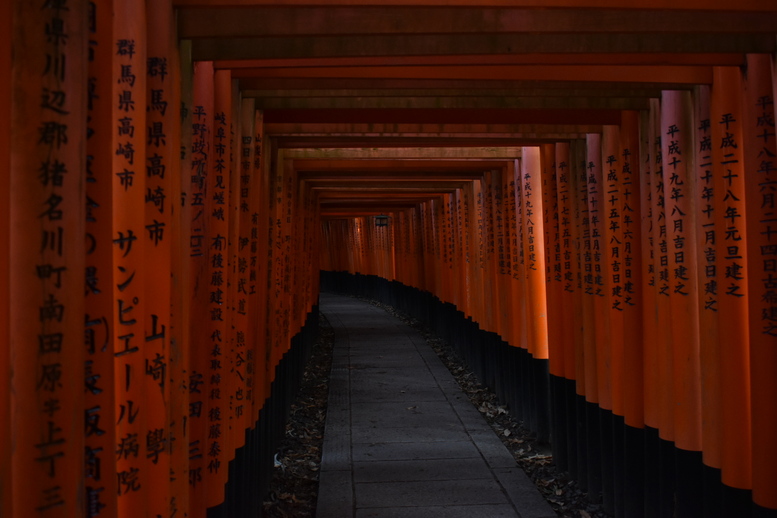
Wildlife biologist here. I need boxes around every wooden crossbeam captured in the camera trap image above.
[190,33,774,61]
[179,7,777,38]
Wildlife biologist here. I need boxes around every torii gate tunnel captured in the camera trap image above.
[2,1,777,518]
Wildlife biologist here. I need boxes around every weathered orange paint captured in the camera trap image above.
[661,90,702,453]
[585,134,611,409]
[743,53,777,510]
[602,126,624,416]
[618,111,644,429]
[711,68,752,488]
[85,1,118,514]
[694,84,722,470]
[10,2,87,517]
[521,147,549,360]
[188,59,215,518]
[145,1,175,514]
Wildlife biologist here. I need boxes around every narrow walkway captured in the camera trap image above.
[317,293,556,518]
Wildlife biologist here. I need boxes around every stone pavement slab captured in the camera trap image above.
[317,293,556,518]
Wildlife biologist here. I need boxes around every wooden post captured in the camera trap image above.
[522,147,549,362]
[10,1,88,517]
[601,124,624,515]
[188,60,215,518]
[111,1,149,516]
[584,134,607,502]
[85,1,118,516]
[711,68,752,505]
[619,110,645,518]
[171,37,193,518]
[661,89,703,516]
[145,1,175,514]
[741,54,776,512]
[694,83,723,511]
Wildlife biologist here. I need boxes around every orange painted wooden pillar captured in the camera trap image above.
[498,168,515,342]
[639,108,659,436]
[205,69,232,507]
[10,2,87,516]
[693,84,722,490]
[743,53,777,513]
[711,68,752,502]
[586,134,612,413]
[474,177,493,374]
[238,99,257,428]
[0,0,10,514]
[85,1,118,515]
[618,111,645,518]
[542,144,563,379]
[447,192,460,309]
[112,1,148,515]
[500,167,516,348]
[579,137,599,411]
[171,38,193,518]
[459,188,474,319]
[661,90,703,516]
[618,111,644,432]
[225,79,243,460]
[485,170,502,337]
[602,126,624,419]
[510,162,529,354]
[521,148,549,362]
[145,1,176,514]
[188,60,215,518]
[253,111,271,412]
[569,140,588,405]
[585,134,608,501]
[648,97,675,449]
[661,91,702,452]
[601,125,624,515]
[472,180,486,333]
[461,183,476,321]
[437,198,453,303]
[555,142,578,384]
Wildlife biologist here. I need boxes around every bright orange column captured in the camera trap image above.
[252,109,269,418]
[639,108,660,432]
[585,135,611,410]
[112,1,148,515]
[205,69,232,507]
[512,164,528,352]
[145,1,176,514]
[188,60,215,518]
[84,1,119,515]
[619,111,644,430]
[602,126,624,417]
[649,97,675,443]
[661,90,702,453]
[694,84,722,473]
[711,67,752,491]
[165,31,192,516]
[542,144,564,377]
[570,139,590,402]
[555,142,578,383]
[170,38,192,518]
[500,168,517,347]
[238,98,257,429]
[10,1,87,517]
[521,147,549,361]
[741,54,776,509]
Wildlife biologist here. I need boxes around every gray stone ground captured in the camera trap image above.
[317,293,557,518]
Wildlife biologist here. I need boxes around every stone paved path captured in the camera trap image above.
[317,293,556,518]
